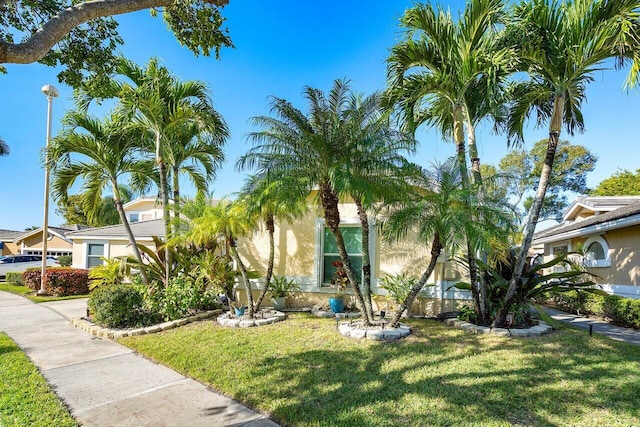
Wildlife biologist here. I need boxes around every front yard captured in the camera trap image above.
[120,313,640,426]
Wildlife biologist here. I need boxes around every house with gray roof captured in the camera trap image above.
[532,196,640,299]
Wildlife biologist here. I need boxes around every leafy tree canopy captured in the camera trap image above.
[590,169,640,196]
[55,189,133,227]
[0,0,232,89]
[493,139,597,222]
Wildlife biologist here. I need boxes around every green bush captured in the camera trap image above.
[5,272,24,285]
[551,291,640,329]
[23,268,89,296]
[144,277,221,321]
[57,255,72,267]
[88,285,160,329]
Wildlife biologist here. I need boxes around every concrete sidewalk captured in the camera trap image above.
[545,307,640,346]
[0,291,279,427]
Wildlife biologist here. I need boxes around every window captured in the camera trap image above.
[551,244,568,273]
[87,244,104,268]
[322,226,362,286]
[141,213,153,221]
[129,213,139,223]
[583,236,610,268]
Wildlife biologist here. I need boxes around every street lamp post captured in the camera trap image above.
[38,84,59,296]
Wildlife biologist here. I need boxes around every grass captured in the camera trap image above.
[120,313,640,427]
[0,333,77,427]
[0,282,88,303]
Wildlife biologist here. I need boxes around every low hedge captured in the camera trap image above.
[552,291,640,329]
[23,268,89,296]
[5,272,24,285]
[88,285,160,329]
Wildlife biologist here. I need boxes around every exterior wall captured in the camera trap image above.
[236,200,470,316]
[1,241,19,255]
[17,232,72,256]
[123,199,163,223]
[71,238,155,268]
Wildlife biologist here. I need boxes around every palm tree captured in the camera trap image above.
[0,137,9,156]
[186,200,258,317]
[48,111,153,285]
[91,57,228,284]
[336,90,417,320]
[238,79,375,324]
[386,0,512,325]
[237,173,308,311]
[165,121,228,235]
[495,0,640,327]
[382,159,513,328]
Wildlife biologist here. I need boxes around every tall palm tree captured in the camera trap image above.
[495,0,640,327]
[186,200,258,317]
[237,173,309,311]
[48,111,153,285]
[238,79,374,324]
[92,57,228,284]
[336,90,416,320]
[0,137,9,156]
[166,121,228,235]
[386,0,512,325]
[382,159,513,328]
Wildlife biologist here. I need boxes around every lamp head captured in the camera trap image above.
[41,84,59,98]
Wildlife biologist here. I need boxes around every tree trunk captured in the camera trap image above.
[466,122,489,326]
[319,182,371,325]
[230,237,254,318]
[493,95,565,328]
[112,181,149,286]
[453,107,484,324]
[354,195,374,321]
[389,234,443,328]
[156,132,172,286]
[172,166,181,236]
[254,214,275,310]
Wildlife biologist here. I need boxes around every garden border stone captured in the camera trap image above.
[311,305,361,319]
[444,318,553,337]
[216,309,286,328]
[338,320,412,341]
[70,309,222,338]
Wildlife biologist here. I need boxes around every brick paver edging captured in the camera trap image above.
[444,318,553,337]
[71,309,223,339]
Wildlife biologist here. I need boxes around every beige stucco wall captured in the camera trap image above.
[18,233,72,254]
[578,226,640,286]
[1,241,19,255]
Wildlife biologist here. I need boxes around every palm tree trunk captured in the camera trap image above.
[354,195,374,321]
[254,214,275,310]
[467,122,489,326]
[454,107,484,324]
[172,166,181,236]
[493,95,565,328]
[112,182,149,286]
[230,237,254,318]
[320,182,371,325]
[389,234,443,328]
[156,132,171,286]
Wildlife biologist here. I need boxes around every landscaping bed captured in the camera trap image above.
[119,313,640,426]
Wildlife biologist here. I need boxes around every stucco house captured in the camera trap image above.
[65,195,468,316]
[532,196,640,299]
[0,226,85,258]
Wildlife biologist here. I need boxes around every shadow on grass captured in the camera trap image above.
[248,320,640,426]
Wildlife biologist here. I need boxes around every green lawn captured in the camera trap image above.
[120,313,640,426]
[0,283,88,303]
[0,333,77,427]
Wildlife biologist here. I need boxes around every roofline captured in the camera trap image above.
[533,213,640,245]
[562,201,590,222]
[13,227,72,244]
[67,235,161,241]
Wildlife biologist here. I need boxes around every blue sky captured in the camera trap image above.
[0,0,638,231]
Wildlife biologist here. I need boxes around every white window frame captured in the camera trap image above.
[129,213,140,223]
[583,235,610,268]
[84,240,109,268]
[314,218,376,289]
[550,243,570,273]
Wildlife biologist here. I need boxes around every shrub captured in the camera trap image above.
[57,255,72,267]
[89,257,128,290]
[23,268,90,296]
[5,272,24,285]
[88,285,160,328]
[551,291,640,329]
[144,277,221,321]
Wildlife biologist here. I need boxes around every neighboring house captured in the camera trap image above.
[66,219,165,268]
[0,226,89,258]
[532,196,640,299]
[122,196,164,224]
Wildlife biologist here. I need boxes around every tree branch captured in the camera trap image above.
[0,0,229,65]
